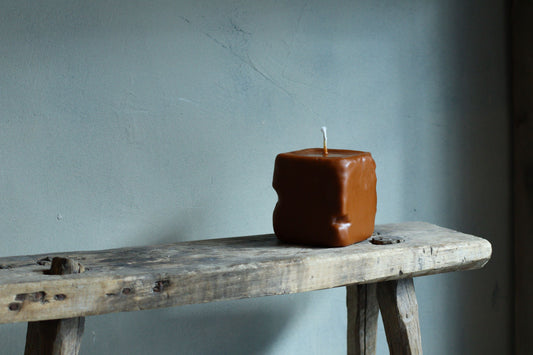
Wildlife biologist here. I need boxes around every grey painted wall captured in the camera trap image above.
[0,0,511,354]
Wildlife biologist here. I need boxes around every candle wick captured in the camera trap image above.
[321,126,328,155]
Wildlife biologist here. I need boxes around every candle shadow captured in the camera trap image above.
[128,208,207,246]
[81,294,308,355]
[96,212,314,354]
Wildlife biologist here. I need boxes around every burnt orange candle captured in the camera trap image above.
[272,133,377,247]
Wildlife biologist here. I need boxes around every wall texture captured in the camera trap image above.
[0,0,511,354]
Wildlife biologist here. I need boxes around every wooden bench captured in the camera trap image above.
[0,222,491,354]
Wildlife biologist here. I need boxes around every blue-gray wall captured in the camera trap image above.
[0,1,511,354]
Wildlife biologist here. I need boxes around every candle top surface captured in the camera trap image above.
[282,148,370,159]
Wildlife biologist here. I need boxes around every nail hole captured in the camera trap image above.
[31,291,46,302]
[54,294,67,301]
[370,236,405,245]
[15,291,46,303]
[8,303,21,311]
[153,280,170,293]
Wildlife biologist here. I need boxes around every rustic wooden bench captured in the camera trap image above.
[0,222,491,355]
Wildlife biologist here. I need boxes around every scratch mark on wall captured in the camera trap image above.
[181,14,323,121]
[243,53,293,97]
[282,0,310,79]
[178,15,292,97]
[203,32,229,50]
[203,32,293,98]
[176,97,201,109]
[177,97,195,104]
[296,0,310,32]
[179,16,190,24]
[229,18,251,35]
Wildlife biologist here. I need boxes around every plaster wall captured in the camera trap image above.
[0,1,511,354]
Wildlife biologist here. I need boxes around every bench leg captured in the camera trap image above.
[346,283,379,355]
[25,317,85,355]
[377,278,422,355]
[24,257,85,355]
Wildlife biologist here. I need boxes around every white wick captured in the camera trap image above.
[321,126,328,155]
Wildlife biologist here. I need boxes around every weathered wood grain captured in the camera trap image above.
[24,316,85,355]
[0,222,491,324]
[377,278,422,355]
[346,283,378,355]
[24,258,85,355]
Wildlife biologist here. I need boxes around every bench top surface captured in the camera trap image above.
[0,222,491,324]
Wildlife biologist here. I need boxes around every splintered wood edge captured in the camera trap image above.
[0,222,492,324]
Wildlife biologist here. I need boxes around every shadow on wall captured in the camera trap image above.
[80,295,306,355]
[397,1,511,354]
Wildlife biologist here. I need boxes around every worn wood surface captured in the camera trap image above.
[346,283,378,355]
[512,0,533,353]
[377,279,422,355]
[24,258,85,355]
[0,222,491,324]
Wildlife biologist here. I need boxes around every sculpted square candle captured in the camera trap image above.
[272,128,377,247]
